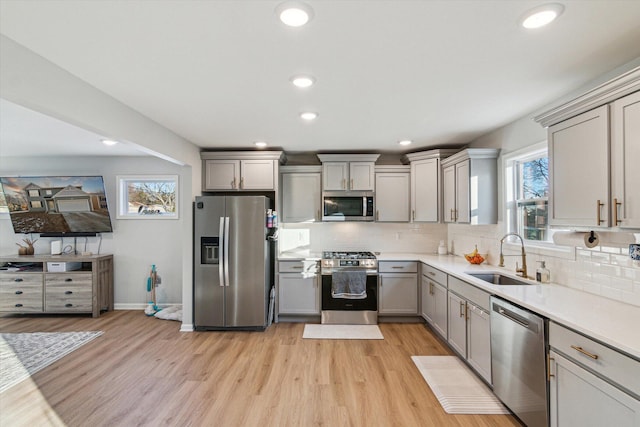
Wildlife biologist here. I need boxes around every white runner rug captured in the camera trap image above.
[411,355,510,414]
[0,331,103,393]
[303,324,383,340]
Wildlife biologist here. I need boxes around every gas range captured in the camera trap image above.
[321,251,378,275]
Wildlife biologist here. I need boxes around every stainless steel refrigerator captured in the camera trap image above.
[194,195,272,330]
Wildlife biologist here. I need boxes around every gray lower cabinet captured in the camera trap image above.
[446,275,492,383]
[378,261,418,315]
[549,322,640,427]
[420,264,448,339]
[277,261,320,315]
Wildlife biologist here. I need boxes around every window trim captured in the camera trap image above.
[502,142,573,258]
[116,175,179,220]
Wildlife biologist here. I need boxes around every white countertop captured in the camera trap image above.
[278,250,640,359]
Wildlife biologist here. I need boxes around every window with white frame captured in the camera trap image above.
[504,142,551,242]
[117,175,178,219]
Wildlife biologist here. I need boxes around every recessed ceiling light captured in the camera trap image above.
[276,1,314,27]
[398,140,412,146]
[254,141,268,148]
[300,112,318,121]
[521,3,564,29]
[102,139,119,146]
[290,75,315,88]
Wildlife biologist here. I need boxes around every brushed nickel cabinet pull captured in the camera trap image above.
[231,178,236,189]
[291,266,303,269]
[459,300,465,317]
[547,354,555,380]
[342,178,346,189]
[450,209,455,221]
[391,266,404,269]
[571,345,599,360]
[376,210,379,221]
[596,199,605,225]
[613,198,622,225]
[240,177,244,189]
[350,178,354,189]
[429,282,434,295]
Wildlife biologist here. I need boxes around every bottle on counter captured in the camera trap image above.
[536,261,550,283]
[438,240,448,255]
[266,209,273,228]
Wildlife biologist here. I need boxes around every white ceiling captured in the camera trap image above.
[1,0,640,157]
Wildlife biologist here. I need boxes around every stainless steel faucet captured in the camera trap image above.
[499,233,528,278]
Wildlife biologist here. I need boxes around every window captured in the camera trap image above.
[28,189,40,197]
[117,175,178,219]
[504,142,550,242]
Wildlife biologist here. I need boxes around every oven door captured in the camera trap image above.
[321,273,378,311]
[322,191,374,221]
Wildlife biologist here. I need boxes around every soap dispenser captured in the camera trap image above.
[438,240,448,255]
[536,261,550,283]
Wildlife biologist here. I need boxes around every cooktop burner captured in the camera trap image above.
[322,251,377,260]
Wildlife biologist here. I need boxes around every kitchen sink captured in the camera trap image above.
[466,272,533,286]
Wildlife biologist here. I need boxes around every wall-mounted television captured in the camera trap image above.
[0,176,113,236]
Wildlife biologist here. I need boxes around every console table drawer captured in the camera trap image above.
[0,274,43,286]
[45,273,92,286]
[45,282,92,312]
[0,282,43,312]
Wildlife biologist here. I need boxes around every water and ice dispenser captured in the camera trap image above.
[201,237,219,264]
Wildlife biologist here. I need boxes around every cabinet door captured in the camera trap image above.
[350,162,375,191]
[442,164,456,223]
[375,173,410,222]
[466,303,491,383]
[549,350,640,427]
[611,91,640,229]
[412,159,439,222]
[455,160,470,223]
[278,274,319,314]
[204,160,240,190]
[323,162,348,190]
[549,105,610,227]
[447,292,467,357]
[0,274,43,312]
[432,281,448,339]
[240,160,275,190]
[379,273,418,314]
[282,173,321,222]
[420,276,434,323]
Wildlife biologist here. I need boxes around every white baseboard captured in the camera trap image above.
[180,324,194,332]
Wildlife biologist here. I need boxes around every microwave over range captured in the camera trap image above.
[322,191,375,222]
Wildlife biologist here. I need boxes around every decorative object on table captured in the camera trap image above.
[0,331,103,393]
[16,237,37,255]
[464,245,486,264]
[411,356,509,414]
[630,243,640,260]
[302,324,384,340]
[438,240,448,255]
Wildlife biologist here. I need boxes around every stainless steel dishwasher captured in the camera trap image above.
[491,296,549,427]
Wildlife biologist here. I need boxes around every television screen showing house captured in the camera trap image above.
[0,176,114,234]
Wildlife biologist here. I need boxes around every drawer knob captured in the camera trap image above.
[15,303,23,307]
[15,290,23,295]
[65,278,73,282]
[14,278,23,282]
[65,303,73,308]
[65,291,73,295]
[570,345,599,360]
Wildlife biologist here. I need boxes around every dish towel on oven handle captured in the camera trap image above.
[331,270,367,299]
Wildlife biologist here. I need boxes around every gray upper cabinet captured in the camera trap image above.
[202,151,284,192]
[281,166,322,223]
[441,149,499,225]
[317,154,380,191]
[375,166,410,222]
[535,67,640,230]
[403,149,457,222]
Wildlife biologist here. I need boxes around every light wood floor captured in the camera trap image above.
[0,311,521,427]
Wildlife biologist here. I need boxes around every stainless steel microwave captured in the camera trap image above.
[322,191,375,221]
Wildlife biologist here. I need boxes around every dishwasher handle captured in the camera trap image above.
[493,302,539,334]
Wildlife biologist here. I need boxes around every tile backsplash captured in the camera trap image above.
[449,223,640,307]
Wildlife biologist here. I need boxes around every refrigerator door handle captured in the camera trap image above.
[224,216,230,287]
[219,217,225,287]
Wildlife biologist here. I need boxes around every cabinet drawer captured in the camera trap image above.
[549,322,640,397]
[278,260,318,274]
[0,283,43,312]
[45,273,92,286]
[379,261,417,273]
[45,282,92,312]
[0,274,43,286]
[448,275,490,311]
[421,263,447,286]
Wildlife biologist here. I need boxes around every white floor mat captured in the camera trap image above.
[411,355,510,414]
[302,324,383,340]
